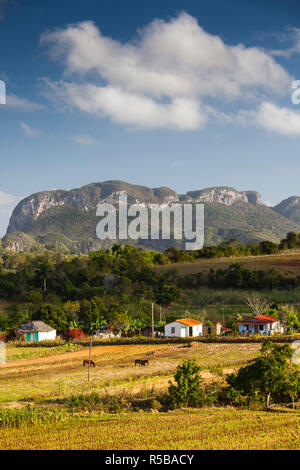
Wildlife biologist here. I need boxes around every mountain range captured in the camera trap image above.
[2,180,300,253]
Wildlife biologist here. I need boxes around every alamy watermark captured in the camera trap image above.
[0,341,6,365]
[96,194,204,250]
[292,340,300,365]
[291,80,300,104]
[0,80,6,105]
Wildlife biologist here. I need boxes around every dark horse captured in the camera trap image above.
[83,359,96,367]
[135,359,149,367]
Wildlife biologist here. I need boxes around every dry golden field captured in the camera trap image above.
[0,342,299,450]
[0,342,261,402]
[155,251,300,276]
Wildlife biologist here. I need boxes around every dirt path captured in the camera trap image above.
[1,344,154,369]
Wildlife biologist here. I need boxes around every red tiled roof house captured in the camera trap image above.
[237,315,283,336]
[164,318,203,338]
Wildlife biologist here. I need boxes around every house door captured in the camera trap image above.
[26,333,31,341]
[254,325,259,333]
[189,327,193,337]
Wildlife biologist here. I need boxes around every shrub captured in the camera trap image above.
[164,359,206,409]
[0,333,6,342]
[150,399,163,411]
[66,328,86,340]
[66,392,103,412]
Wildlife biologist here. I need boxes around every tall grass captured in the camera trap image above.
[0,406,66,428]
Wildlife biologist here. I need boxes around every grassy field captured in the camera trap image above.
[0,342,261,402]
[1,408,299,450]
[0,341,299,450]
[155,251,300,276]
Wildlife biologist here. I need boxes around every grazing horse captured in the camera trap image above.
[135,359,149,367]
[83,359,96,367]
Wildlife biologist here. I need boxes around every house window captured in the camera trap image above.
[259,325,264,331]
[171,327,175,334]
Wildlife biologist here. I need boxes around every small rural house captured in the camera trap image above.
[142,325,163,338]
[19,320,56,342]
[164,318,203,338]
[202,322,232,336]
[94,325,120,339]
[237,315,284,336]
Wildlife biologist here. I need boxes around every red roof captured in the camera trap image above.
[237,314,278,325]
[175,318,203,326]
[255,315,278,322]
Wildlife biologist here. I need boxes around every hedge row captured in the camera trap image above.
[15,334,300,348]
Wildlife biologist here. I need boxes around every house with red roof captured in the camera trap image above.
[237,315,283,336]
[164,318,203,338]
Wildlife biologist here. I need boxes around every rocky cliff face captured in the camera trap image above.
[272,196,300,223]
[181,187,262,206]
[4,180,299,252]
[7,183,263,235]
[6,181,178,235]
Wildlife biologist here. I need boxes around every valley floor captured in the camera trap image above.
[0,342,299,450]
[1,408,299,450]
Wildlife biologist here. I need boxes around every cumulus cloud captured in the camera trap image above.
[254,102,300,136]
[70,134,99,146]
[20,121,41,137]
[41,13,292,131]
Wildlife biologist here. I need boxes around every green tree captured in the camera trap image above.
[165,359,206,409]
[277,305,300,334]
[33,304,67,332]
[227,342,298,409]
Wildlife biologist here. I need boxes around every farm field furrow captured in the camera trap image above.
[0,409,299,450]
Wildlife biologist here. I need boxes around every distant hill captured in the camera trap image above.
[272,196,300,224]
[3,180,300,253]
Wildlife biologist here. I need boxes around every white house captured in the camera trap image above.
[19,320,56,342]
[164,318,203,338]
[94,325,120,339]
[202,322,232,336]
[237,315,284,336]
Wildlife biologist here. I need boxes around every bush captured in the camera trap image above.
[0,333,6,342]
[66,328,86,340]
[66,392,103,412]
[164,359,206,409]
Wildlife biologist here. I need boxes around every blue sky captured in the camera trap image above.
[1,0,300,234]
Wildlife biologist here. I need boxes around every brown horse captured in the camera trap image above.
[83,359,96,367]
[135,359,149,367]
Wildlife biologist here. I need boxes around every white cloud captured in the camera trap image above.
[270,28,300,58]
[20,121,41,137]
[264,200,274,207]
[41,13,292,131]
[254,102,300,136]
[48,81,206,130]
[5,94,45,112]
[70,134,99,146]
